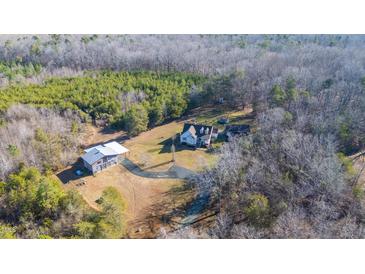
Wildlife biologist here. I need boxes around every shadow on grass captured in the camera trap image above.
[82,126,130,150]
[229,111,255,124]
[158,134,197,154]
[56,159,91,184]
[143,160,173,171]
[121,159,195,179]
[127,182,215,238]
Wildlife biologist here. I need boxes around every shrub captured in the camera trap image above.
[244,194,272,228]
[0,224,16,239]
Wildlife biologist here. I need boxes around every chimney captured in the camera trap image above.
[200,127,204,134]
[205,127,209,135]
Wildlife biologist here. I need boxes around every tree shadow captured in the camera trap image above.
[127,182,214,238]
[81,126,130,150]
[142,160,173,171]
[56,159,91,184]
[229,111,255,124]
[158,134,197,154]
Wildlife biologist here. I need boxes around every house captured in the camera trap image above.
[81,141,129,174]
[180,123,217,147]
[224,124,250,141]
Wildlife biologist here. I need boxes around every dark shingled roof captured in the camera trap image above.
[225,124,250,134]
[182,123,213,138]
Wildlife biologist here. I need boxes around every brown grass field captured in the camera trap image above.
[62,165,184,238]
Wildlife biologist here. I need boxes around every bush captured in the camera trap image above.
[0,224,16,239]
[244,194,272,228]
[270,85,287,106]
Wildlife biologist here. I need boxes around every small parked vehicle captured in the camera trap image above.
[218,117,230,124]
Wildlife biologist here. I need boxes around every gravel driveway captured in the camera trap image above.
[121,158,196,179]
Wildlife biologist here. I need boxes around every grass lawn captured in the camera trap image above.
[123,106,253,173]
[189,106,254,131]
[123,121,218,172]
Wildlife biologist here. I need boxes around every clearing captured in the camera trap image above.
[123,106,254,172]
[58,106,254,238]
[62,165,183,238]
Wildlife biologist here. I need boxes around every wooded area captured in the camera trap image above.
[1,35,365,238]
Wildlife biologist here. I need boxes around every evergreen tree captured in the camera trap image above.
[124,105,148,136]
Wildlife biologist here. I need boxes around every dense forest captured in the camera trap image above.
[0,167,126,239]
[0,71,205,131]
[1,35,365,83]
[1,35,365,238]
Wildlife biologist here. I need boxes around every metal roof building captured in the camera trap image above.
[82,141,129,165]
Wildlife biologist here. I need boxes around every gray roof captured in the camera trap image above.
[82,141,129,165]
[182,123,213,138]
[225,124,250,134]
[81,148,105,165]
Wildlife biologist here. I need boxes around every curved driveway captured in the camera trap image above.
[121,158,196,179]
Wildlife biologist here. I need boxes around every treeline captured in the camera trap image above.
[0,104,83,180]
[0,61,42,80]
[0,167,126,239]
[1,35,365,86]
[0,71,205,135]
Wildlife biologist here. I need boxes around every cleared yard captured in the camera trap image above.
[123,121,218,172]
[58,106,254,237]
[123,106,253,172]
[190,105,254,131]
[62,164,184,238]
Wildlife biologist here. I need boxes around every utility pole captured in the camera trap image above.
[171,134,176,165]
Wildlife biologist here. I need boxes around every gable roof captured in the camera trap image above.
[103,141,129,154]
[187,125,196,136]
[81,148,105,165]
[82,141,129,165]
[182,123,213,138]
